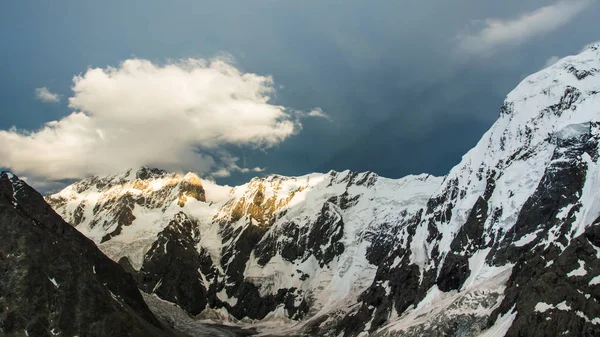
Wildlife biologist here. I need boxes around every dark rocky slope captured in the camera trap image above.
[0,171,174,337]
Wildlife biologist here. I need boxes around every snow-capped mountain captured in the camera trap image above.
[340,45,600,337]
[47,44,600,336]
[46,166,443,325]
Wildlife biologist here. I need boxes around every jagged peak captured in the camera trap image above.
[0,171,26,197]
[0,171,17,188]
[507,44,599,104]
[135,167,169,180]
[49,168,209,208]
[182,171,202,181]
[451,46,600,173]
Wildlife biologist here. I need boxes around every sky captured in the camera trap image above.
[1,0,599,191]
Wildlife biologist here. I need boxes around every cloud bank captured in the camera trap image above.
[35,87,60,103]
[2,58,317,182]
[457,0,590,55]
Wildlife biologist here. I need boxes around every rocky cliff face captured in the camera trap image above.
[0,172,174,337]
[46,44,600,336]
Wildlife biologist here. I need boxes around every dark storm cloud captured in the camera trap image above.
[0,0,598,188]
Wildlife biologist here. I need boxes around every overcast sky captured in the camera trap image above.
[1,0,599,191]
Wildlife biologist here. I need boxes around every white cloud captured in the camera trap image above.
[35,87,60,103]
[1,57,317,183]
[543,56,560,68]
[457,0,590,55]
[211,168,233,178]
[307,107,331,120]
[206,153,266,178]
[292,107,330,121]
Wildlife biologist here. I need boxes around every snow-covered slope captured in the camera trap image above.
[47,167,224,269]
[47,44,600,337]
[47,167,443,327]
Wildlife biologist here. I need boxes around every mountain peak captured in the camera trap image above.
[135,167,169,180]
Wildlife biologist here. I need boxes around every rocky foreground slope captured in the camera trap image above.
[0,171,176,337]
[47,44,600,336]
